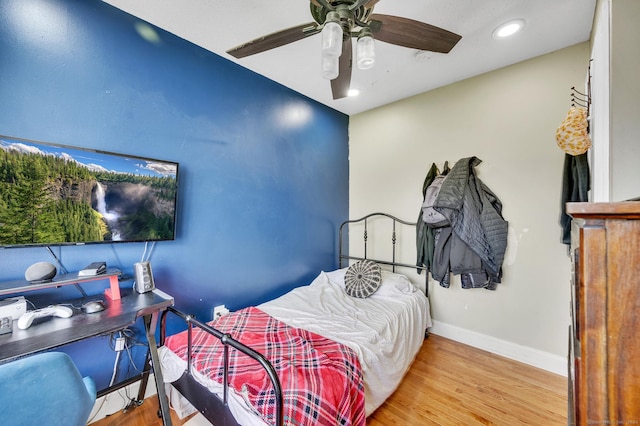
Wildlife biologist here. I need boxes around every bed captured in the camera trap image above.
[158,213,431,425]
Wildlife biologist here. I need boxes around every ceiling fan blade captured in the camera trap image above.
[227,22,320,59]
[331,38,352,100]
[369,14,461,54]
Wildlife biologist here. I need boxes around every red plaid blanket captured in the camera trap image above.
[164,307,365,426]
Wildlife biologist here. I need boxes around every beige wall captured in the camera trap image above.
[609,0,640,201]
[349,42,590,360]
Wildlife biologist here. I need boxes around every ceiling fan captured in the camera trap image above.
[226,0,462,100]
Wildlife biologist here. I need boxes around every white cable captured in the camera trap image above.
[145,241,156,262]
[109,332,123,386]
[88,332,125,423]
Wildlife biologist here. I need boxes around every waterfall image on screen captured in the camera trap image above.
[0,135,179,248]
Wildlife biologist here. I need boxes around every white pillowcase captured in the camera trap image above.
[379,270,416,295]
[324,267,349,286]
[324,266,416,296]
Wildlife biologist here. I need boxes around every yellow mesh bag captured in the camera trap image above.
[556,106,591,155]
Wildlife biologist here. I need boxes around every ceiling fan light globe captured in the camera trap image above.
[357,35,376,70]
[358,58,375,70]
[321,21,343,57]
[321,54,339,80]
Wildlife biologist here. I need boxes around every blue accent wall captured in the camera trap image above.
[0,0,348,390]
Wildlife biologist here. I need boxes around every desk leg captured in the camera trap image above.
[135,350,152,403]
[144,313,172,426]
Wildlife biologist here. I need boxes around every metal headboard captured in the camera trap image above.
[339,212,429,295]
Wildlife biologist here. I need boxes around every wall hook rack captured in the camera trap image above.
[569,59,593,132]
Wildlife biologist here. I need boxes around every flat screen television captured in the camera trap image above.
[0,135,179,248]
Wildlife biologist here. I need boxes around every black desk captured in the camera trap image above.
[0,287,175,425]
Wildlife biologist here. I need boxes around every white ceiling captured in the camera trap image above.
[103,0,596,116]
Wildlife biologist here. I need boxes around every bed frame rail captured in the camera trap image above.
[339,212,429,294]
[160,307,284,426]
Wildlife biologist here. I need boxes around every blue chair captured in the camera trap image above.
[0,352,96,426]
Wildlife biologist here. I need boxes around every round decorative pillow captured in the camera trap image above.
[344,260,382,298]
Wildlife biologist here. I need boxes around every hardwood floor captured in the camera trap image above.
[90,334,567,425]
[367,334,567,425]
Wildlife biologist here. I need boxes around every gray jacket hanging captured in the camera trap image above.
[432,157,508,285]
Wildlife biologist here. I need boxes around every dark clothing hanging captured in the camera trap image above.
[432,157,508,289]
[431,227,452,287]
[432,223,495,289]
[416,158,507,290]
[416,162,449,274]
[560,153,590,244]
[416,163,440,274]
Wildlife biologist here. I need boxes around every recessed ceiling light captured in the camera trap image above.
[348,89,360,97]
[493,19,525,39]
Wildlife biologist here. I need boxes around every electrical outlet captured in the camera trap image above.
[213,304,229,320]
[115,337,125,352]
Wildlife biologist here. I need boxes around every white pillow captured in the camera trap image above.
[323,266,416,295]
[376,270,416,296]
[324,267,348,287]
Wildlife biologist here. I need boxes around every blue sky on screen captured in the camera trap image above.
[0,136,177,178]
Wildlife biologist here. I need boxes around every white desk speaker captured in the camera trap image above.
[134,261,155,293]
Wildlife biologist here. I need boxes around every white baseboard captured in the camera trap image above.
[88,374,158,424]
[429,320,567,377]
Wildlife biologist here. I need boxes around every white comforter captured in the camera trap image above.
[259,268,431,416]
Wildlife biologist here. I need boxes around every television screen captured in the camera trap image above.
[0,135,179,248]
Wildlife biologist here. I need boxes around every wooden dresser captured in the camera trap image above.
[567,202,640,425]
